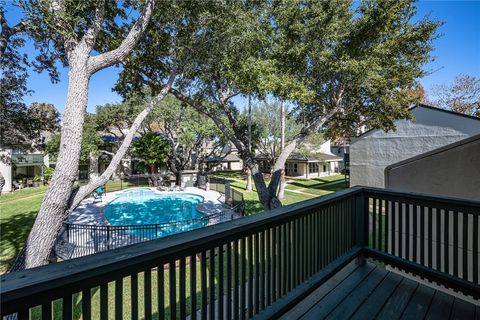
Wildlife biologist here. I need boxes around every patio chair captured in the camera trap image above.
[92,186,104,202]
[12,181,22,190]
[169,182,177,192]
[179,183,186,191]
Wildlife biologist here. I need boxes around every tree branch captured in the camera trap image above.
[82,0,106,47]
[68,73,175,211]
[267,104,343,195]
[170,88,247,153]
[0,8,31,58]
[87,0,155,74]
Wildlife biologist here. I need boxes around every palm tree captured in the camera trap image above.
[132,133,170,174]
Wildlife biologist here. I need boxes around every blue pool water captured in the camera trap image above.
[105,189,206,238]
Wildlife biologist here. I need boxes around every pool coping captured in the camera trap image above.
[66,186,235,226]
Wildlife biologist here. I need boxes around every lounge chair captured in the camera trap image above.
[92,186,104,202]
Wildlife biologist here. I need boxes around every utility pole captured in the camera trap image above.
[246,95,252,191]
[278,99,286,199]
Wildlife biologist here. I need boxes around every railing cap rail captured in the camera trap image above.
[362,186,480,211]
[3,186,479,305]
[0,186,363,303]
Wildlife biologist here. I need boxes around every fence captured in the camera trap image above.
[364,189,479,286]
[58,211,231,259]
[198,176,245,216]
[2,187,478,319]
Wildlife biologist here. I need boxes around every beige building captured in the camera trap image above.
[350,104,480,189]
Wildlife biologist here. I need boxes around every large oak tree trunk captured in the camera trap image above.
[15,0,155,270]
[277,169,285,199]
[246,167,252,192]
[24,50,90,268]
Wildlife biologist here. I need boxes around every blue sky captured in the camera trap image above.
[3,0,480,114]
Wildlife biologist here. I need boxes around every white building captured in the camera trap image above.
[350,104,480,188]
[257,140,343,179]
[0,148,56,193]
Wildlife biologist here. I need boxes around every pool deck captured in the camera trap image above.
[67,186,237,225]
[56,187,238,260]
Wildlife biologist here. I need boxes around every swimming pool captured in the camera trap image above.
[105,189,206,237]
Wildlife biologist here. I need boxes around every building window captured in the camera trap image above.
[308,163,318,173]
[260,161,271,172]
[323,164,327,172]
[286,162,298,174]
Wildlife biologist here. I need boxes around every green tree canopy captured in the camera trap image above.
[45,113,102,162]
[114,0,439,210]
[132,132,170,174]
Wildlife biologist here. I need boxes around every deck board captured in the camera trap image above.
[450,298,476,320]
[299,263,375,319]
[400,283,435,320]
[278,261,359,320]
[324,267,388,320]
[350,271,403,319]
[376,277,419,320]
[424,290,455,320]
[283,261,478,320]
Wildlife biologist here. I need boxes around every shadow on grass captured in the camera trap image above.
[288,178,345,190]
[319,181,348,192]
[211,171,246,180]
[0,211,37,273]
[243,200,264,215]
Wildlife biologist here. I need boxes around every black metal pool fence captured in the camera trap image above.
[56,175,244,258]
[197,175,245,215]
[58,210,230,258]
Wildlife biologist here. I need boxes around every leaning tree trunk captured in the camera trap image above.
[24,51,90,269]
[68,79,174,211]
[88,152,99,180]
[17,0,156,270]
[246,167,252,192]
[277,169,285,199]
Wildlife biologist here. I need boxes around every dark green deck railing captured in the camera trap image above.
[1,187,478,319]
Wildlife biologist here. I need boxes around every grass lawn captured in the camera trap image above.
[0,186,47,274]
[0,176,348,273]
[228,179,314,214]
[285,174,345,190]
[0,180,146,274]
[0,175,349,318]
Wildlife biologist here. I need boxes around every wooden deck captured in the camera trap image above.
[280,261,479,320]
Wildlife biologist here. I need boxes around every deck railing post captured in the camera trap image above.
[107,226,110,251]
[66,224,70,243]
[354,191,368,266]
